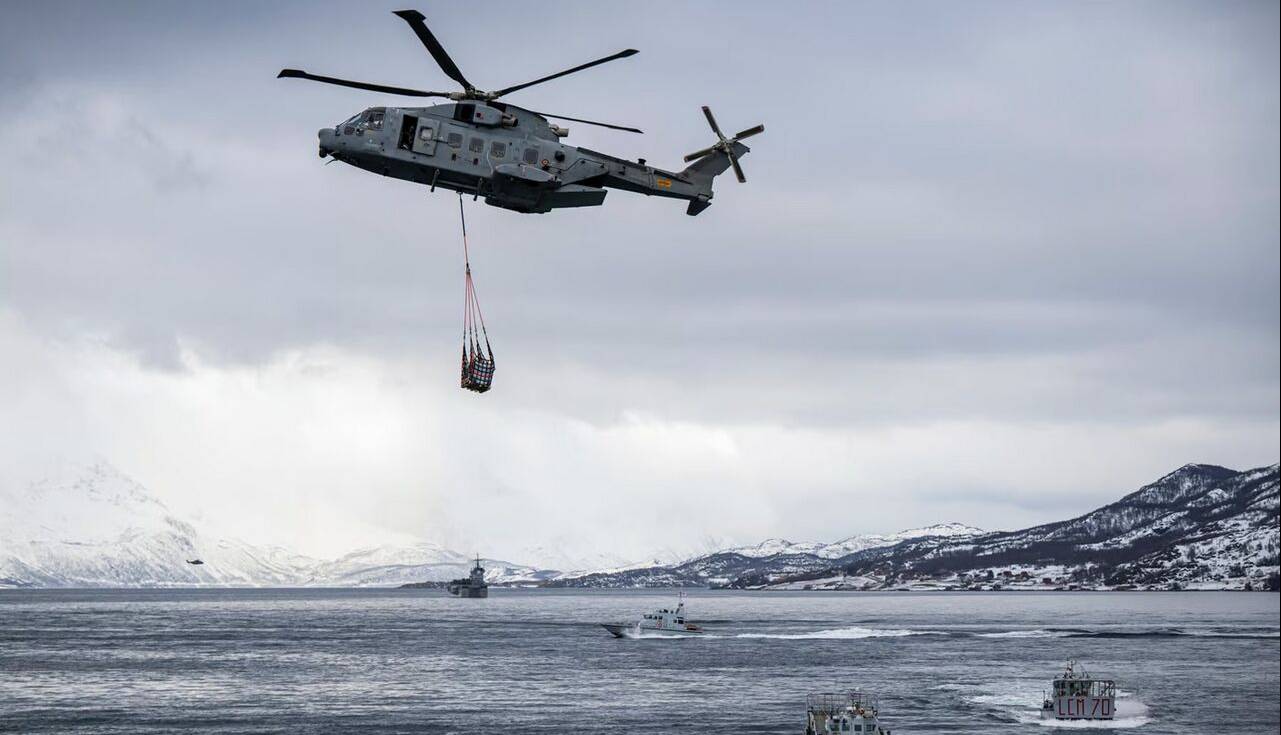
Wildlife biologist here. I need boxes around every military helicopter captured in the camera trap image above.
[279,9,763,215]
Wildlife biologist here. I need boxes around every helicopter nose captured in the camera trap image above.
[318,127,335,158]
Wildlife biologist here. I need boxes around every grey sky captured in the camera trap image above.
[1,1,1277,564]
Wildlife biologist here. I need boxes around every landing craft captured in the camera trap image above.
[279,9,763,215]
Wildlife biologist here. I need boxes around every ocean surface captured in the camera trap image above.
[0,589,1276,734]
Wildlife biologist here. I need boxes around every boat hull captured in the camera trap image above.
[601,622,703,638]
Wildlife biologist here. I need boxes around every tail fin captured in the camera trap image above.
[680,141,749,186]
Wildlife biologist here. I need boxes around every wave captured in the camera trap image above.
[970,626,1277,640]
[975,629,1074,639]
[1057,627,1278,640]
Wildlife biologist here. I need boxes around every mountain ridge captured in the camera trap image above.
[545,462,1279,591]
[2,460,1275,590]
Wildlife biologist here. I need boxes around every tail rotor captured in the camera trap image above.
[683,106,764,183]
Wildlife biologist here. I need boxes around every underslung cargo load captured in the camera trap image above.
[458,197,494,393]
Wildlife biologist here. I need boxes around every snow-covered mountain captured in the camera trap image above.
[547,523,990,588]
[549,464,1279,591]
[6,460,1275,591]
[312,542,551,586]
[0,460,547,588]
[720,523,985,560]
[0,460,321,587]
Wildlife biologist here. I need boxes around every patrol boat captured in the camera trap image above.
[1041,660,1115,720]
[601,595,704,637]
[805,691,892,735]
[447,556,489,598]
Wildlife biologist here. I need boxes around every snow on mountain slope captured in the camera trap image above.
[312,543,547,586]
[718,523,985,559]
[550,465,1278,590]
[0,460,324,587]
[0,460,551,588]
[814,463,1280,591]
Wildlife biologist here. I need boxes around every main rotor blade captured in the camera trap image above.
[729,152,746,183]
[683,145,718,163]
[733,124,765,140]
[527,110,643,134]
[393,10,472,90]
[702,105,725,139]
[490,49,639,97]
[277,69,449,97]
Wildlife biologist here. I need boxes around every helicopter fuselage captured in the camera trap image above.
[318,102,744,215]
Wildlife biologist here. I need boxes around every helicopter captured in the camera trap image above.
[279,9,763,215]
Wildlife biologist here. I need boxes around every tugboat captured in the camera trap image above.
[805,691,892,734]
[601,594,704,637]
[1041,660,1115,720]
[447,556,489,598]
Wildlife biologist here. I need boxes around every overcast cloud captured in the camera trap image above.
[1,1,1277,564]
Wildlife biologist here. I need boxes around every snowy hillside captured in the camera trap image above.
[0,460,319,587]
[549,464,1279,590]
[719,523,985,559]
[547,523,988,588]
[6,460,1275,591]
[743,463,1281,591]
[0,461,548,588]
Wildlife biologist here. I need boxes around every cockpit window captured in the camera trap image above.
[368,109,385,131]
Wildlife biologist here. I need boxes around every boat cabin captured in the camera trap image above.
[805,692,892,735]
[638,599,703,633]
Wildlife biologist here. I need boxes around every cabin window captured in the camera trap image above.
[490,141,506,158]
[454,103,475,122]
[447,132,463,148]
[469,137,484,154]
[523,147,539,165]
[368,109,385,130]
[419,127,434,142]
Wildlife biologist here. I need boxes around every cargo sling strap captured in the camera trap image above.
[459,196,495,393]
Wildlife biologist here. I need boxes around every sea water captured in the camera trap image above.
[0,589,1276,734]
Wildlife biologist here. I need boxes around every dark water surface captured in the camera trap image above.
[0,589,1276,734]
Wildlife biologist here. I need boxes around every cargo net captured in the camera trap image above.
[459,197,494,393]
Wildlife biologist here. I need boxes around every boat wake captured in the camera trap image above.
[733,626,942,640]
[941,681,1152,729]
[974,629,1075,639]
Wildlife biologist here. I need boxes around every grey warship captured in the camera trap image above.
[447,556,489,598]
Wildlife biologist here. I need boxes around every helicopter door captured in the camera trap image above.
[413,120,438,156]
[397,114,418,151]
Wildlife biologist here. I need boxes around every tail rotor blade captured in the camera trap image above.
[683,145,718,163]
[733,124,765,140]
[702,105,725,139]
[729,152,746,183]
